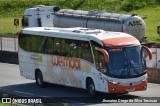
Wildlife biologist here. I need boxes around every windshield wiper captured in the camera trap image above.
[123,48,140,77]
[123,49,131,77]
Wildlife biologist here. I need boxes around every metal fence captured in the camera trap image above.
[146,47,160,69]
[0,35,18,52]
[0,35,18,64]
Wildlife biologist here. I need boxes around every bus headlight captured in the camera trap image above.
[108,80,119,84]
[112,82,119,84]
[112,88,117,91]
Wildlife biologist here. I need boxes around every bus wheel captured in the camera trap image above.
[87,79,96,96]
[36,71,45,87]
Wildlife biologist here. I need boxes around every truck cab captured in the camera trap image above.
[22,5,60,28]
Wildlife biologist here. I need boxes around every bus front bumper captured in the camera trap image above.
[108,80,147,94]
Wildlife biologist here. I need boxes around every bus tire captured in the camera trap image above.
[35,70,45,87]
[87,78,96,96]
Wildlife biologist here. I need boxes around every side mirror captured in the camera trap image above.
[95,47,109,63]
[142,46,152,60]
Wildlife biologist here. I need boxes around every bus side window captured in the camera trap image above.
[61,39,66,56]
[54,38,61,55]
[35,36,44,53]
[70,40,79,58]
[47,37,54,54]
[98,52,107,73]
[65,39,79,58]
[25,35,32,52]
[20,34,45,53]
[65,39,71,57]
[53,38,66,56]
[80,41,93,63]
[90,41,107,73]
[19,34,28,51]
[40,37,49,53]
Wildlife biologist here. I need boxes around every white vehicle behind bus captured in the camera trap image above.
[18,27,152,96]
[22,5,146,41]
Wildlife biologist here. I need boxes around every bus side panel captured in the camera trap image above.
[19,48,36,80]
[19,48,109,93]
[92,70,109,93]
[42,56,91,89]
[46,56,109,93]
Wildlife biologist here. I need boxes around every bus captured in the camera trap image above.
[18,27,152,96]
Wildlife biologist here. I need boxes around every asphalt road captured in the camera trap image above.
[0,62,160,106]
[147,48,160,68]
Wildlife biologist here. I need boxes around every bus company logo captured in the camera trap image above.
[52,56,81,70]
[2,98,11,103]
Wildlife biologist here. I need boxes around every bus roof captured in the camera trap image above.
[21,27,140,47]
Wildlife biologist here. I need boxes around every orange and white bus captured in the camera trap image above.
[18,27,152,96]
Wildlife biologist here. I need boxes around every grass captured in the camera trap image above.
[0,17,21,35]
[128,5,160,42]
[0,0,160,42]
[0,0,123,18]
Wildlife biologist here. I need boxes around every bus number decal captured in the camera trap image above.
[52,56,80,70]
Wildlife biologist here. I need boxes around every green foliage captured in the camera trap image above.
[119,0,160,12]
[0,0,160,42]
[0,17,21,34]
[0,0,160,17]
[0,0,59,17]
[119,0,146,12]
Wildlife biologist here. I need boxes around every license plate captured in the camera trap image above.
[127,88,135,92]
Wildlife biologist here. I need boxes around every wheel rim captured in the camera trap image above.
[37,72,42,86]
[89,84,95,95]
[37,76,42,85]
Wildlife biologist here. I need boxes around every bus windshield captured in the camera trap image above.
[106,45,146,78]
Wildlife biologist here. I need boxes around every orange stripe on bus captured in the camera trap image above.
[102,37,139,46]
